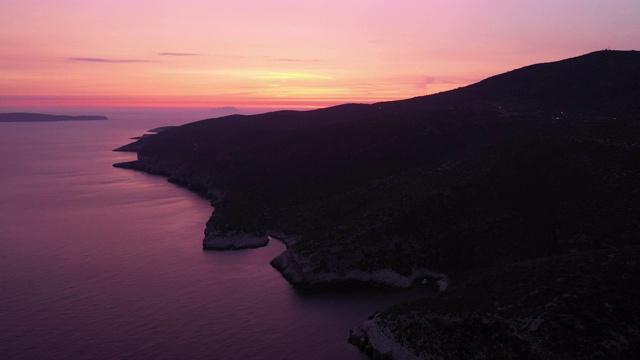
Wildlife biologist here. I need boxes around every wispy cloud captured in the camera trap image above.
[418,76,475,85]
[275,58,320,63]
[164,54,319,62]
[258,72,334,80]
[68,57,150,63]
[158,52,202,57]
[209,106,240,117]
[413,75,479,90]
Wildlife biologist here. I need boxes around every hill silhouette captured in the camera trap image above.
[115,50,639,271]
[115,50,640,358]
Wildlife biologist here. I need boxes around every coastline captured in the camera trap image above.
[203,231,269,250]
[114,159,273,251]
[348,315,417,360]
[113,157,449,291]
[271,248,448,290]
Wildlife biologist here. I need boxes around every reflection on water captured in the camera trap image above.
[0,115,428,360]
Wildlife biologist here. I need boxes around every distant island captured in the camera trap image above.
[0,113,108,122]
[114,50,640,359]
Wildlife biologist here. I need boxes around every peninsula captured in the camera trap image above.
[0,113,108,122]
[114,50,640,358]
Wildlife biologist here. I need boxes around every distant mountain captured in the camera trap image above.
[209,106,240,117]
[0,113,108,122]
[115,50,640,358]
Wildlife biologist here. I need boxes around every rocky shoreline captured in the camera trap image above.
[349,246,640,359]
[114,159,270,251]
[271,248,448,290]
[115,135,450,290]
[349,314,417,360]
[113,156,446,290]
[116,160,449,290]
[202,231,269,250]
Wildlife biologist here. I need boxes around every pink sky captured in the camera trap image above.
[1,0,639,112]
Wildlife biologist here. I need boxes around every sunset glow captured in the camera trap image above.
[1,0,638,112]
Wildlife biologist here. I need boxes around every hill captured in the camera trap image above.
[115,50,639,279]
[114,50,640,358]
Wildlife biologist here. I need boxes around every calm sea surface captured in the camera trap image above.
[0,113,428,360]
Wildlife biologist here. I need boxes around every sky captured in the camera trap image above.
[1,0,639,113]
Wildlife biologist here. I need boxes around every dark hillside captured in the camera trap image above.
[116,50,640,278]
[351,245,640,359]
[423,50,640,116]
[114,50,640,358]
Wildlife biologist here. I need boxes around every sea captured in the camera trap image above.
[0,110,429,360]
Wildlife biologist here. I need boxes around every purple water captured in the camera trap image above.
[0,113,429,360]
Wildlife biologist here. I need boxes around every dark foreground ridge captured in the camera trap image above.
[0,113,108,122]
[114,50,640,358]
[349,245,640,359]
